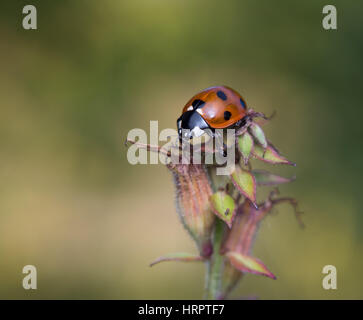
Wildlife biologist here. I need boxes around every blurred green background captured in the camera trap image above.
[0,0,362,299]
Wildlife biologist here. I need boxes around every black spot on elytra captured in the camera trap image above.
[224,111,231,120]
[217,91,227,101]
[192,99,205,109]
[240,98,246,109]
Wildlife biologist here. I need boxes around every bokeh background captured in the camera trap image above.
[0,0,362,299]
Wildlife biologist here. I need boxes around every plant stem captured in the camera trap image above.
[205,218,224,299]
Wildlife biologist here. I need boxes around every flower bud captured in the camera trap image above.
[220,195,302,297]
[210,190,236,228]
[169,163,215,257]
[230,166,257,207]
[237,131,254,165]
[252,142,296,166]
[249,122,267,149]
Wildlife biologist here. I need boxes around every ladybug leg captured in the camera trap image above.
[212,129,228,156]
[235,110,276,136]
[222,142,227,157]
[235,116,253,136]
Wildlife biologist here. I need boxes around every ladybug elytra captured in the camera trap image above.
[177,86,248,139]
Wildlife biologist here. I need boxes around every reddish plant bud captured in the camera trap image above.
[220,194,302,295]
[125,139,216,258]
[222,196,302,255]
[169,163,216,257]
[252,142,296,166]
[221,200,264,255]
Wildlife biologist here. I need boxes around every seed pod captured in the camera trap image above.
[210,190,236,228]
[230,166,257,207]
[170,163,215,258]
[222,200,278,255]
[237,131,254,165]
[219,200,276,297]
[226,252,276,279]
[249,123,267,149]
[252,143,296,166]
[220,195,302,297]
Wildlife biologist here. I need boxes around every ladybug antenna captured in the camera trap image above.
[248,110,276,121]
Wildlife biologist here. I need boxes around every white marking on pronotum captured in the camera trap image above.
[191,126,205,138]
[187,105,193,111]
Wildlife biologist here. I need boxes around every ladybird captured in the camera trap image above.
[177,86,248,139]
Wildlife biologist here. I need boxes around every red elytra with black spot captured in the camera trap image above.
[182,86,247,129]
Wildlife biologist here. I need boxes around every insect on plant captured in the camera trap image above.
[126,86,302,299]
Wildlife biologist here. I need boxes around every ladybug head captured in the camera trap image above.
[177,110,211,139]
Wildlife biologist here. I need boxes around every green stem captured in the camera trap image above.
[205,219,224,299]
